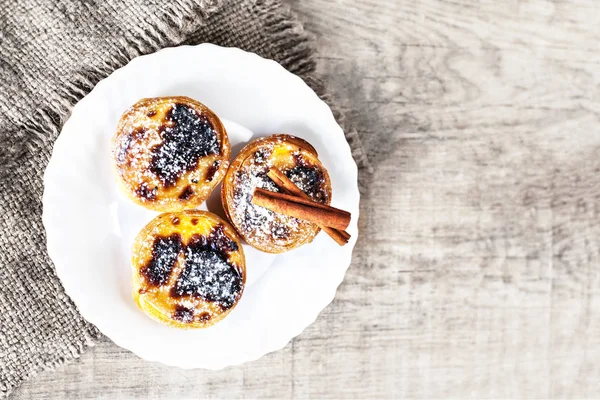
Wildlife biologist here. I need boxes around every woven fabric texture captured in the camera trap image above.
[0,0,367,397]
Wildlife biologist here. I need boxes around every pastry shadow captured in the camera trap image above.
[205,182,227,220]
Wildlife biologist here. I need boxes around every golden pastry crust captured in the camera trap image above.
[132,210,246,329]
[221,134,332,253]
[112,96,230,212]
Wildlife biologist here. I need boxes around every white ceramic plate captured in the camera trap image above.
[43,44,359,369]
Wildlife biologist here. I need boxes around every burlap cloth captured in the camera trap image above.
[0,0,368,397]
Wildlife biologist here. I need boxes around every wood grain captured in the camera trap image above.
[12,0,600,398]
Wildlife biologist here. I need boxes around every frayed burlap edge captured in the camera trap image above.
[1,1,222,397]
[2,1,370,397]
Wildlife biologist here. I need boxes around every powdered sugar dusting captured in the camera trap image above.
[140,233,182,286]
[230,144,329,249]
[171,241,242,310]
[232,146,293,246]
[285,163,328,203]
[149,104,219,187]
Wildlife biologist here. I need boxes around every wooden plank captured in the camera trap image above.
[12,0,600,398]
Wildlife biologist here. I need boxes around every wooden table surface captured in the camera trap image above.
[13,0,600,398]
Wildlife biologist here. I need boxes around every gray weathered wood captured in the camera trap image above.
[12,0,600,398]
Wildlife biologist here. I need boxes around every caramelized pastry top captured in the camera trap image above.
[132,210,245,328]
[113,96,230,211]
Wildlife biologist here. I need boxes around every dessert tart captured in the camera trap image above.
[112,96,230,212]
[132,210,245,329]
[221,134,332,253]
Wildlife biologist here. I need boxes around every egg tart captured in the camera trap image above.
[132,210,245,329]
[221,134,332,253]
[112,96,230,212]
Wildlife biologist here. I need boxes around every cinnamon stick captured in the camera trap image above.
[267,168,351,245]
[252,188,351,231]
